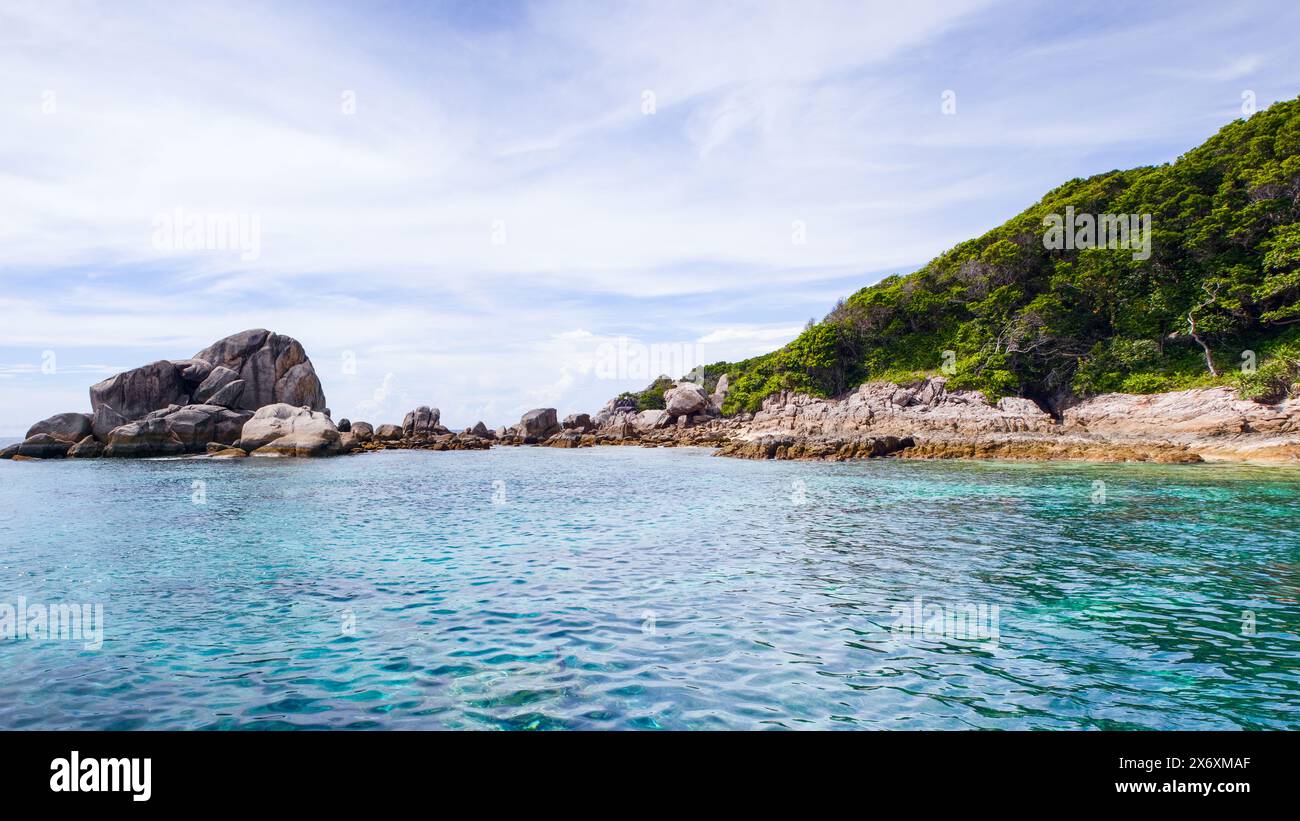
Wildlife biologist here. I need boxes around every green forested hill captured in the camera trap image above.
[716,97,1300,414]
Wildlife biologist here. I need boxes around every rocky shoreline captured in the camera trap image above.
[4,329,1299,464]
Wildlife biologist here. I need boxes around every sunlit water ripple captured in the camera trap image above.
[1,447,1297,729]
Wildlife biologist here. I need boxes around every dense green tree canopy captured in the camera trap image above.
[713,97,1300,414]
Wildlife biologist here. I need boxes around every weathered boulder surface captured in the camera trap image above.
[517,408,560,439]
[26,412,93,443]
[710,373,730,410]
[635,409,668,430]
[375,424,403,441]
[89,360,190,439]
[664,382,709,417]
[193,329,326,412]
[470,421,492,437]
[239,404,340,457]
[67,436,103,458]
[103,404,253,458]
[743,377,1055,441]
[192,365,235,402]
[80,330,326,441]
[561,413,593,432]
[6,434,71,459]
[350,421,374,441]
[402,406,444,438]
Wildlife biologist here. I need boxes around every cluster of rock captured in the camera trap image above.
[353,406,492,452]
[7,331,1298,464]
[3,330,337,460]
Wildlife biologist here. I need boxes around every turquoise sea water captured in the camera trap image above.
[0,446,1297,730]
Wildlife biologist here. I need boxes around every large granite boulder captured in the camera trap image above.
[1,433,70,459]
[193,329,327,412]
[374,423,403,441]
[469,421,492,437]
[67,436,103,458]
[89,360,190,439]
[635,409,669,430]
[562,413,593,433]
[26,412,93,443]
[517,408,560,439]
[350,421,374,442]
[402,406,443,438]
[239,404,340,457]
[192,365,242,405]
[102,404,253,458]
[665,382,709,417]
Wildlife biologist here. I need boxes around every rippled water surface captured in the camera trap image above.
[1,447,1298,729]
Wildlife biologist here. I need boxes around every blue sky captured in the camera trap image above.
[1,0,1298,434]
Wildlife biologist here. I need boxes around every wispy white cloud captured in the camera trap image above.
[1,0,1298,433]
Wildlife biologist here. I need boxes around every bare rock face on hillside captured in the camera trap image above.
[741,377,1055,441]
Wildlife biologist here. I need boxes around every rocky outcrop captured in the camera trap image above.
[561,413,593,433]
[516,408,560,440]
[402,406,445,438]
[193,329,326,412]
[710,373,730,409]
[67,436,103,458]
[103,404,253,458]
[4,329,332,460]
[26,412,93,443]
[192,365,243,405]
[717,377,1300,462]
[238,404,340,457]
[469,421,493,437]
[375,424,403,441]
[717,434,914,461]
[350,421,374,441]
[664,382,710,417]
[4,434,72,459]
[635,409,669,430]
[89,360,190,439]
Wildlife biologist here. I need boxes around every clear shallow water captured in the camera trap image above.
[0,447,1297,730]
